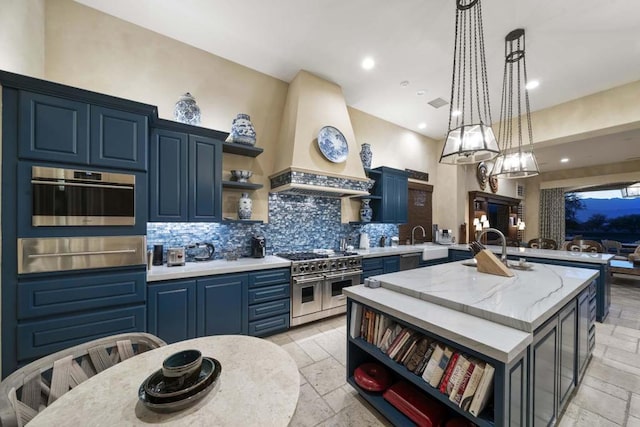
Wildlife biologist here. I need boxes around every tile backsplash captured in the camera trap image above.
[147,193,399,259]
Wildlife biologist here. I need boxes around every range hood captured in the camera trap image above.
[270,71,371,198]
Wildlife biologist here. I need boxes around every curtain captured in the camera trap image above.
[539,188,565,246]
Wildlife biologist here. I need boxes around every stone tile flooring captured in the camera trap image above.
[268,275,640,426]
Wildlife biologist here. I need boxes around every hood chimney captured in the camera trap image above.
[270,71,371,197]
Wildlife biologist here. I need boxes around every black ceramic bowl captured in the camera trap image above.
[161,349,202,391]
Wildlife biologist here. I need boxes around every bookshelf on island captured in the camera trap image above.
[344,260,596,426]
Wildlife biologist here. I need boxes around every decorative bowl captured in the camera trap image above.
[161,349,202,391]
[230,170,253,183]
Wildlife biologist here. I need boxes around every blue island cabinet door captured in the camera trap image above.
[197,274,247,336]
[90,106,148,171]
[188,135,222,222]
[149,129,188,221]
[147,280,196,344]
[18,91,90,164]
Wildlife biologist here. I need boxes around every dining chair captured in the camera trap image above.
[601,240,627,260]
[527,238,558,250]
[566,239,604,253]
[0,333,166,427]
[629,246,640,264]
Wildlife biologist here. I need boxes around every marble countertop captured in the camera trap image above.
[372,260,598,332]
[355,243,449,260]
[344,285,531,363]
[147,256,291,282]
[448,244,613,264]
[28,335,299,427]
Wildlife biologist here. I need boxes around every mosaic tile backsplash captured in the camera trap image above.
[147,193,399,259]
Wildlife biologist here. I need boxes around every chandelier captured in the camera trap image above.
[440,0,499,165]
[491,29,540,178]
[621,183,640,198]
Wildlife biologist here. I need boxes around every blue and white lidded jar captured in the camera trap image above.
[230,113,257,146]
[174,93,201,125]
[360,198,373,222]
[238,192,252,220]
[359,143,372,169]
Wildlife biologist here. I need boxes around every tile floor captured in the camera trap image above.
[267,274,640,426]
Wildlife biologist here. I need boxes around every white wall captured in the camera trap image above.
[0,0,45,77]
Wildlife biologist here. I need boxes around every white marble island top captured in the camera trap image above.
[449,244,613,264]
[355,243,449,260]
[373,260,598,332]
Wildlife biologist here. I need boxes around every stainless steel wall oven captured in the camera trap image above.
[31,166,135,226]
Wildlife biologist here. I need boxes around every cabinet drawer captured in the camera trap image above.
[248,269,290,288]
[18,271,146,319]
[248,284,290,305]
[17,305,145,361]
[249,313,290,337]
[362,258,383,270]
[249,299,290,321]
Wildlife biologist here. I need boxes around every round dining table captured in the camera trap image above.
[28,335,300,426]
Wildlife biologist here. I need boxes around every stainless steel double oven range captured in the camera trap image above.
[278,252,363,327]
[19,166,145,274]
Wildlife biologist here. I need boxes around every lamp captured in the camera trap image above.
[491,29,540,178]
[475,221,483,241]
[439,0,499,165]
[621,183,640,198]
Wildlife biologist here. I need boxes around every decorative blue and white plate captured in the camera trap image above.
[317,126,348,163]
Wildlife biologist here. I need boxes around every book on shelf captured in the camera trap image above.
[367,310,376,343]
[459,361,486,411]
[415,341,437,376]
[449,357,476,406]
[386,326,409,357]
[428,346,453,388]
[405,337,430,372]
[469,362,495,417]
[444,354,469,396]
[349,302,363,339]
[394,332,419,363]
[380,324,403,353]
[376,314,393,347]
[373,312,380,344]
[388,328,413,359]
[399,334,421,365]
[438,352,460,394]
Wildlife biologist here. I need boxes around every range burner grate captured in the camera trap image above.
[277,252,329,261]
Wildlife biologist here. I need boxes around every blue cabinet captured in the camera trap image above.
[362,258,384,281]
[18,91,148,171]
[383,256,400,274]
[197,274,247,336]
[147,280,196,344]
[247,269,290,337]
[368,167,409,224]
[149,127,222,222]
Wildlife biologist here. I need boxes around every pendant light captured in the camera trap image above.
[440,0,499,165]
[490,29,540,178]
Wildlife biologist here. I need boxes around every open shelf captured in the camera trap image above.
[222,142,263,157]
[354,195,382,200]
[222,181,263,190]
[347,377,415,426]
[349,337,495,427]
[221,219,263,224]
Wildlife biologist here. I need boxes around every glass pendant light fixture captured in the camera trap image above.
[440,0,499,165]
[621,183,640,198]
[491,29,540,178]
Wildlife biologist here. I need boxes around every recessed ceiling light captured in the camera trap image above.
[418,123,427,129]
[400,80,409,87]
[451,110,462,117]
[560,158,570,163]
[526,80,540,90]
[416,90,426,96]
[361,57,375,70]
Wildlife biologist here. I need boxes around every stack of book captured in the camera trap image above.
[350,302,495,417]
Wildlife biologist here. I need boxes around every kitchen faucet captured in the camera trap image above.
[476,227,508,265]
[411,226,426,245]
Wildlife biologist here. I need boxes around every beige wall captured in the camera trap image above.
[0,0,45,77]
[44,0,288,221]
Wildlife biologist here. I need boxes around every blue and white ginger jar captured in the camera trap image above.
[174,93,201,125]
[238,192,252,220]
[230,113,257,146]
[359,143,372,169]
[360,198,373,222]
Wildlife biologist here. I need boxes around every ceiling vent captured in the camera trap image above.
[428,97,448,109]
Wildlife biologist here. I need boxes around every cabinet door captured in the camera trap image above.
[188,135,222,222]
[558,301,577,411]
[197,274,247,336]
[577,288,591,378]
[376,169,408,223]
[391,173,408,223]
[90,106,148,171]
[18,91,90,164]
[531,318,559,427]
[149,129,188,221]
[383,256,400,274]
[147,280,196,344]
